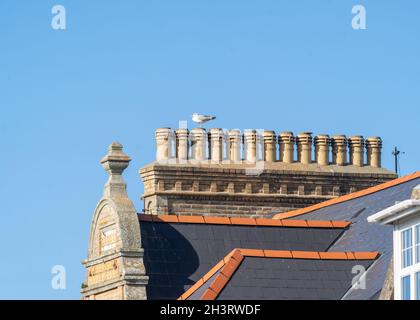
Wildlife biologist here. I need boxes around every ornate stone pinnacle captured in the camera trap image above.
[100,142,131,197]
[101,141,131,174]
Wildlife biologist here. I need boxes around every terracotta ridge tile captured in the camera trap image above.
[229,217,257,226]
[203,216,231,225]
[331,221,352,228]
[139,214,350,229]
[239,249,265,257]
[209,273,230,293]
[273,171,420,220]
[306,220,334,228]
[263,250,293,258]
[200,288,218,300]
[319,252,348,260]
[178,215,205,224]
[256,219,283,226]
[281,220,309,227]
[153,215,179,223]
[353,251,380,260]
[202,260,225,283]
[291,251,321,259]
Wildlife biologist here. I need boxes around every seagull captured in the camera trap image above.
[192,113,216,127]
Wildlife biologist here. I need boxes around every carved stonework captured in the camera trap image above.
[81,142,148,300]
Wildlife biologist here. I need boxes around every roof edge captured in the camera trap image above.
[138,214,351,229]
[273,171,420,220]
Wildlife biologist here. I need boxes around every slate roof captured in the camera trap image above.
[180,249,378,300]
[273,171,420,300]
[138,171,420,300]
[139,216,350,300]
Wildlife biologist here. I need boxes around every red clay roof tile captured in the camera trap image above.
[200,289,218,300]
[292,251,321,259]
[203,216,231,225]
[229,217,257,225]
[319,252,348,260]
[178,215,205,224]
[264,250,293,258]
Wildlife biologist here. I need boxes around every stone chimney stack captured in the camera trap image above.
[229,129,242,163]
[296,132,313,164]
[244,129,257,163]
[155,128,172,162]
[348,136,365,167]
[278,132,295,163]
[331,135,347,166]
[209,128,224,163]
[190,128,207,161]
[175,128,189,161]
[144,127,397,218]
[366,137,382,168]
[314,134,330,166]
[263,130,277,162]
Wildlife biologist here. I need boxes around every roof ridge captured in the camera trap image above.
[178,248,380,300]
[273,171,420,220]
[138,214,351,228]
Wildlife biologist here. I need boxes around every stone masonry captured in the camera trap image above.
[140,128,397,217]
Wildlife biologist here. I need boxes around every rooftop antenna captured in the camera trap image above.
[392,147,404,177]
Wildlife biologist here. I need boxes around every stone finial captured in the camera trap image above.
[314,134,330,166]
[190,127,207,161]
[100,142,131,198]
[296,132,313,164]
[411,185,420,200]
[331,135,347,166]
[366,137,382,168]
[209,128,224,163]
[228,129,242,163]
[155,128,172,162]
[175,128,189,161]
[278,132,295,163]
[263,130,276,163]
[348,136,365,167]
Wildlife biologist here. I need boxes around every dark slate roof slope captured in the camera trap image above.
[273,173,420,300]
[139,216,349,300]
[180,249,379,300]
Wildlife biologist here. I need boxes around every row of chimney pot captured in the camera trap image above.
[155,128,383,168]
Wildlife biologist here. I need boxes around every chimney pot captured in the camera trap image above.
[190,128,207,161]
[244,129,257,163]
[365,136,382,168]
[314,134,330,166]
[155,128,172,162]
[348,136,365,167]
[263,130,277,163]
[175,128,189,161]
[209,128,224,163]
[278,132,295,163]
[296,132,313,164]
[228,129,242,163]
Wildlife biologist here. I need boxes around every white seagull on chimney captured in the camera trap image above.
[192,113,216,127]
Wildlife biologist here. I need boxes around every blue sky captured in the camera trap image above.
[0,1,419,299]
